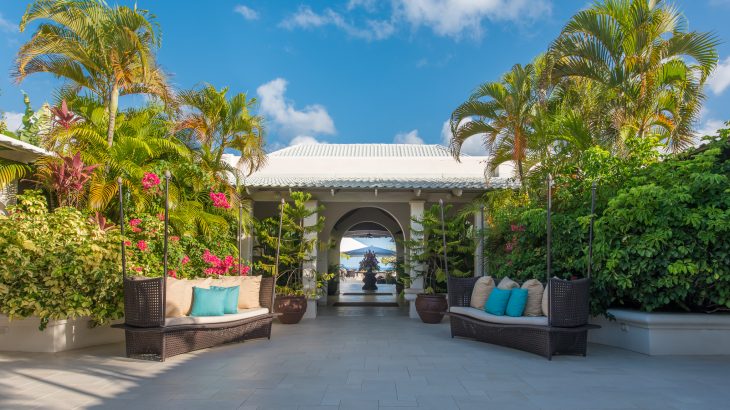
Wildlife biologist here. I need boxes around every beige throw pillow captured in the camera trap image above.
[542,285,549,317]
[497,277,518,290]
[521,279,544,317]
[165,277,212,318]
[469,276,495,310]
[214,275,262,309]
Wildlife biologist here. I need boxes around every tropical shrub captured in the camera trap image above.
[404,204,475,293]
[593,132,730,313]
[0,191,123,329]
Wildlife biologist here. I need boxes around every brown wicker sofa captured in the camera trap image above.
[447,276,597,360]
[114,276,276,361]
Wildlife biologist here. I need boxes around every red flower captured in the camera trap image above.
[137,240,148,252]
[170,236,179,242]
[124,240,132,246]
[141,172,161,190]
[129,219,142,227]
[239,265,251,275]
[157,213,165,221]
[181,255,190,265]
[132,227,142,233]
[133,266,143,272]
[209,191,231,209]
[168,270,178,278]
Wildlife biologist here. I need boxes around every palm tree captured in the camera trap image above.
[15,0,172,148]
[450,63,540,185]
[549,0,719,152]
[176,84,267,177]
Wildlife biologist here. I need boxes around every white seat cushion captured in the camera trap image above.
[164,307,269,327]
[449,306,548,326]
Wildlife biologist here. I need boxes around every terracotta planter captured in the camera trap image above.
[415,294,448,324]
[275,295,308,324]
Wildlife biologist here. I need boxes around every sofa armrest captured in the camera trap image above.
[447,276,479,308]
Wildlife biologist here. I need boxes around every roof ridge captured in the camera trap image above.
[268,143,467,158]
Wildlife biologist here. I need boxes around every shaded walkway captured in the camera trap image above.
[1,310,729,409]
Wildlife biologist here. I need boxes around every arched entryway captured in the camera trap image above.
[325,207,407,313]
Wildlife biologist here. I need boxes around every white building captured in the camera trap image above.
[227,143,516,318]
[0,134,51,214]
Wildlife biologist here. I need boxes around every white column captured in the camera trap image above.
[302,199,318,319]
[474,207,484,277]
[240,200,255,263]
[406,200,425,319]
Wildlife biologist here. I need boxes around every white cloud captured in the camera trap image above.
[289,135,327,146]
[394,129,424,144]
[393,0,551,39]
[2,112,23,132]
[0,13,18,32]
[707,56,730,95]
[441,119,487,155]
[695,118,725,138]
[233,5,259,20]
[347,0,378,12]
[256,78,335,137]
[280,6,395,41]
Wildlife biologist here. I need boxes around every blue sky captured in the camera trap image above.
[1,0,729,152]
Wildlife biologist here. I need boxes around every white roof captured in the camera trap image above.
[0,134,52,163]
[226,144,515,191]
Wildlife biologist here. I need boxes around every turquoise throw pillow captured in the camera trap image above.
[190,287,227,317]
[211,286,240,314]
[485,288,511,316]
[505,288,528,317]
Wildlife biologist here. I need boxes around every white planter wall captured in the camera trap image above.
[589,309,730,355]
[0,315,123,353]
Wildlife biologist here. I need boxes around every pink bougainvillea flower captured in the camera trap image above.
[137,240,148,252]
[129,218,142,227]
[141,172,161,190]
[157,213,165,221]
[209,191,231,209]
[124,240,132,246]
[133,266,143,272]
[170,236,179,242]
[132,227,142,233]
[181,255,190,265]
[202,249,236,275]
[240,265,251,275]
[168,270,177,278]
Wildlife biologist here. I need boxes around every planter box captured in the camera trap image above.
[589,308,730,355]
[0,315,123,353]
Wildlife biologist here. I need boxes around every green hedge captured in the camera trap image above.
[485,134,730,314]
[0,191,124,329]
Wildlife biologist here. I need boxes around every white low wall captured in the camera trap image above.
[0,315,123,353]
[589,309,730,355]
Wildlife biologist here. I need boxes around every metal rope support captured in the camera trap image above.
[439,199,449,278]
[479,204,486,276]
[238,201,243,276]
[163,170,170,317]
[588,181,597,278]
[118,177,126,278]
[272,197,285,308]
[546,174,552,281]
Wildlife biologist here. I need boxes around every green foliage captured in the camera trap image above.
[254,192,326,297]
[593,131,730,313]
[0,191,124,329]
[403,204,475,294]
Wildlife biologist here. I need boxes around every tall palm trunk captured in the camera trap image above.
[107,85,120,147]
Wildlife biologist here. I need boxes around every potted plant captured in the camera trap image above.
[254,192,328,324]
[404,203,475,323]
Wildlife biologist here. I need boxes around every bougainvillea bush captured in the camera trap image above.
[0,191,124,329]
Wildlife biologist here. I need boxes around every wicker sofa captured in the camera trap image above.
[114,276,276,361]
[447,276,597,360]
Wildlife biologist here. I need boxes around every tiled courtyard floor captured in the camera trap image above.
[1,303,729,410]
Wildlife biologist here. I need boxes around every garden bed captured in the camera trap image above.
[589,309,730,355]
[0,315,123,353]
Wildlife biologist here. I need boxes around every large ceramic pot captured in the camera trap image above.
[274,295,307,324]
[415,294,448,324]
